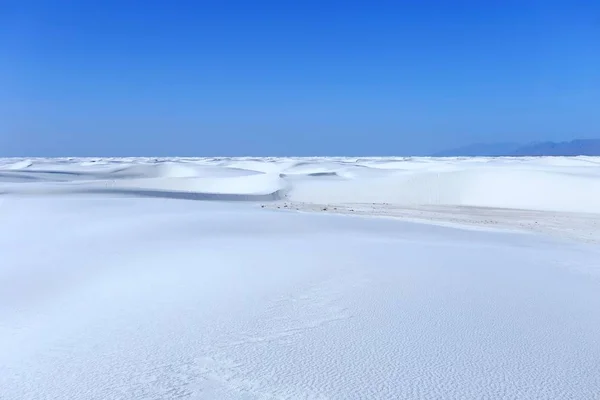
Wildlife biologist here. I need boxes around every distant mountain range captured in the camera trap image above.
[433,139,600,157]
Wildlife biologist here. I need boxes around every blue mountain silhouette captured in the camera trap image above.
[434,139,600,156]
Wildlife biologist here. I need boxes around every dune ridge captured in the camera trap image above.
[2,156,600,213]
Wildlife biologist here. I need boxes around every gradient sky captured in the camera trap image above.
[1,0,599,156]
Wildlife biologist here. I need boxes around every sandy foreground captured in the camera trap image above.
[2,157,600,399]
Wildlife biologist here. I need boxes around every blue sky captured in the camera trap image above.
[1,0,599,156]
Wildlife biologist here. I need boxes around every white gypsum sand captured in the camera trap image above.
[266,202,600,244]
[1,157,600,399]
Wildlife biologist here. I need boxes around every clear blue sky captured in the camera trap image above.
[1,0,599,156]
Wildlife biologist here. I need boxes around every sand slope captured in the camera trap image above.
[1,157,600,399]
[2,156,600,213]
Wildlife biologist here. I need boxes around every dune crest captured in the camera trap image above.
[1,156,600,214]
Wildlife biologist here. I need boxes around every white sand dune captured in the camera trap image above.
[287,167,600,213]
[1,157,600,399]
[0,160,34,170]
[2,156,600,213]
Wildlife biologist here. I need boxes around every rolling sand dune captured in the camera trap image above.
[1,157,600,399]
[3,156,600,210]
[2,156,600,238]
